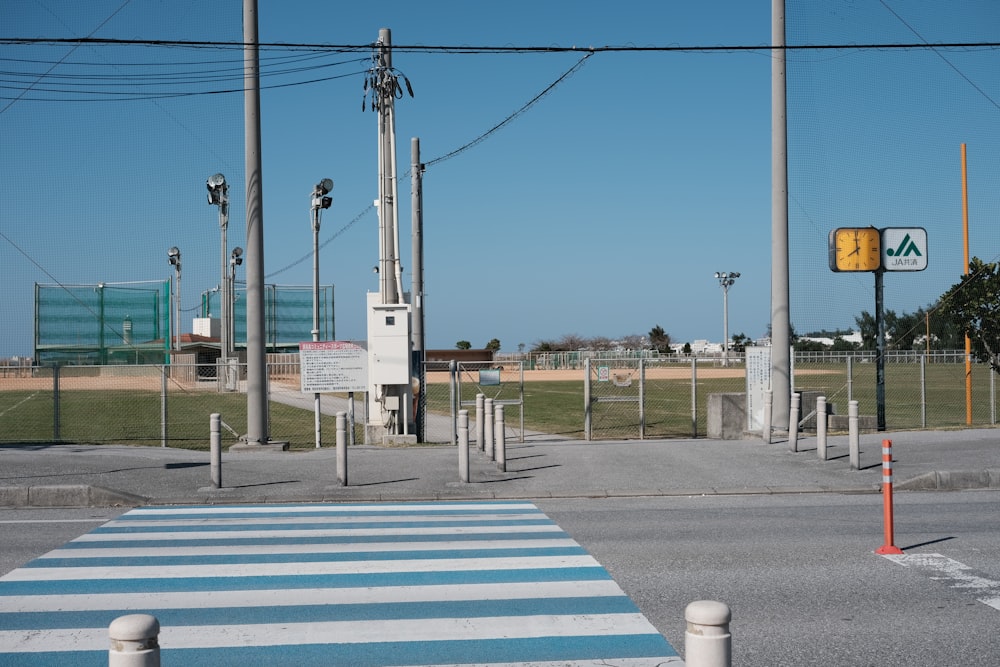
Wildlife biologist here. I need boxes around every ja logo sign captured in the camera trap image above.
[882,227,928,271]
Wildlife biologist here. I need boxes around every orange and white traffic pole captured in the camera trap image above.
[875,439,904,555]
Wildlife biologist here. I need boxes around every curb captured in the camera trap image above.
[893,468,1000,492]
[0,485,147,508]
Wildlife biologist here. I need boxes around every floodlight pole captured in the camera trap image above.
[311,179,333,448]
[207,174,230,367]
[714,272,740,367]
[167,248,181,352]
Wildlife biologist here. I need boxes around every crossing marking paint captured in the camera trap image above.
[0,501,681,666]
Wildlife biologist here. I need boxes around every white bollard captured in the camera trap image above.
[209,413,221,489]
[475,393,485,451]
[788,392,800,452]
[762,390,772,444]
[816,396,828,461]
[458,410,470,483]
[336,411,348,486]
[484,397,494,459]
[495,404,506,472]
[684,600,732,667]
[849,400,860,470]
[109,614,160,667]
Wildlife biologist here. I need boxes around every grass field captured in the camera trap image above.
[1,361,997,448]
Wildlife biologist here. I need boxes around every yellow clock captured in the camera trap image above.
[829,227,881,272]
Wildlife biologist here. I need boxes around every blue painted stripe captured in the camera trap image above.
[0,566,611,596]
[0,634,676,666]
[27,546,586,568]
[54,530,564,550]
[0,596,639,631]
[91,518,556,533]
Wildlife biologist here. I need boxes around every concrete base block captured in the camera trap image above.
[229,440,290,452]
[707,393,746,440]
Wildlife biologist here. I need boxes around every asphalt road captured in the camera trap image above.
[540,491,1000,666]
[3,492,999,666]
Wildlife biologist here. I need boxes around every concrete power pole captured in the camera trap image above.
[365,28,416,444]
[411,137,425,441]
[771,0,791,430]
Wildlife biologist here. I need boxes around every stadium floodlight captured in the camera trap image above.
[714,271,741,367]
[167,247,181,351]
[207,173,231,363]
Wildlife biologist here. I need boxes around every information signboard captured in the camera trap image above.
[299,341,368,393]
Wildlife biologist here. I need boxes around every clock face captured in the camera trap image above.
[831,227,881,272]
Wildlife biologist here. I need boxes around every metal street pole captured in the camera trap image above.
[207,174,229,369]
[167,248,181,352]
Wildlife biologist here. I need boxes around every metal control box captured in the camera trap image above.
[367,297,412,385]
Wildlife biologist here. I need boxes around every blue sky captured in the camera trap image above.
[2,1,998,357]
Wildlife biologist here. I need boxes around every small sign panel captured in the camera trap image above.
[881,227,928,271]
[299,340,368,393]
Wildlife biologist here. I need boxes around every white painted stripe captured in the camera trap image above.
[882,552,1000,611]
[72,524,564,542]
[42,537,579,559]
[126,503,539,516]
[103,512,550,529]
[0,613,657,652]
[2,580,627,613]
[2,554,600,582]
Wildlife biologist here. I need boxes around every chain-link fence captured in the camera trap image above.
[2,352,997,447]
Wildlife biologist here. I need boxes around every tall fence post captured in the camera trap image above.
[495,404,506,472]
[875,439,903,555]
[920,354,928,428]
[484,397,494,459]
[52,364,61,441]
[849,400,860,470]
[788,392,800,452]
[584,358,592,441]
[449,360,458,446]
[209,413,221,489]
[475,393,485,451]
[160,365,168,448]
[690,358,698,438]
[816,396,827,461]
[684,600,731,667]
[109,613,160,667]
[458,409,470,483]
[336,411,348,486]
[762,390,772,443]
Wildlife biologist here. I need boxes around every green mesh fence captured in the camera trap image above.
[200,284,335,350]
[34,281,170,365]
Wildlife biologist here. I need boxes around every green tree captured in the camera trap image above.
[938,257,1000,372]
[485,338,501,352]
[648,325,671,353]
[455,340,471,350]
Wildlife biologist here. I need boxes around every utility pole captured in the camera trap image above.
[771,0,791,429]
[411,137,425,441]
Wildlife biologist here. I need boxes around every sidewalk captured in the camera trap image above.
[1,428,999,507]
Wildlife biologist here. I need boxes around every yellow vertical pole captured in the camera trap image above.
[962,144,972,425]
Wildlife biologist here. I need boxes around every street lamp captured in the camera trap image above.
[714,271,740,367]
[310,178,333,449]
[207,173,230,366]
[230,247,243,353]
[167,247,181,351]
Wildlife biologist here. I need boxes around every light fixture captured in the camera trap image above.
[206,173,227,205]
[231,246,243,266]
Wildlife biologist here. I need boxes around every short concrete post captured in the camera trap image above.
[849,400,860,470]
[475,393,485,451]
[484,397,494,459]
[816,396,828,461]
[788,392,800,452]
[684,600,731,667]
[495,404,506,472]
[209,413,221,489]
[336,411,348,486]
[458,410,470,483]
[762,390,772,443]
[109,613,160,667]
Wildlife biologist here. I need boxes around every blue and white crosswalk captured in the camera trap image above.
[0,501,681,666]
